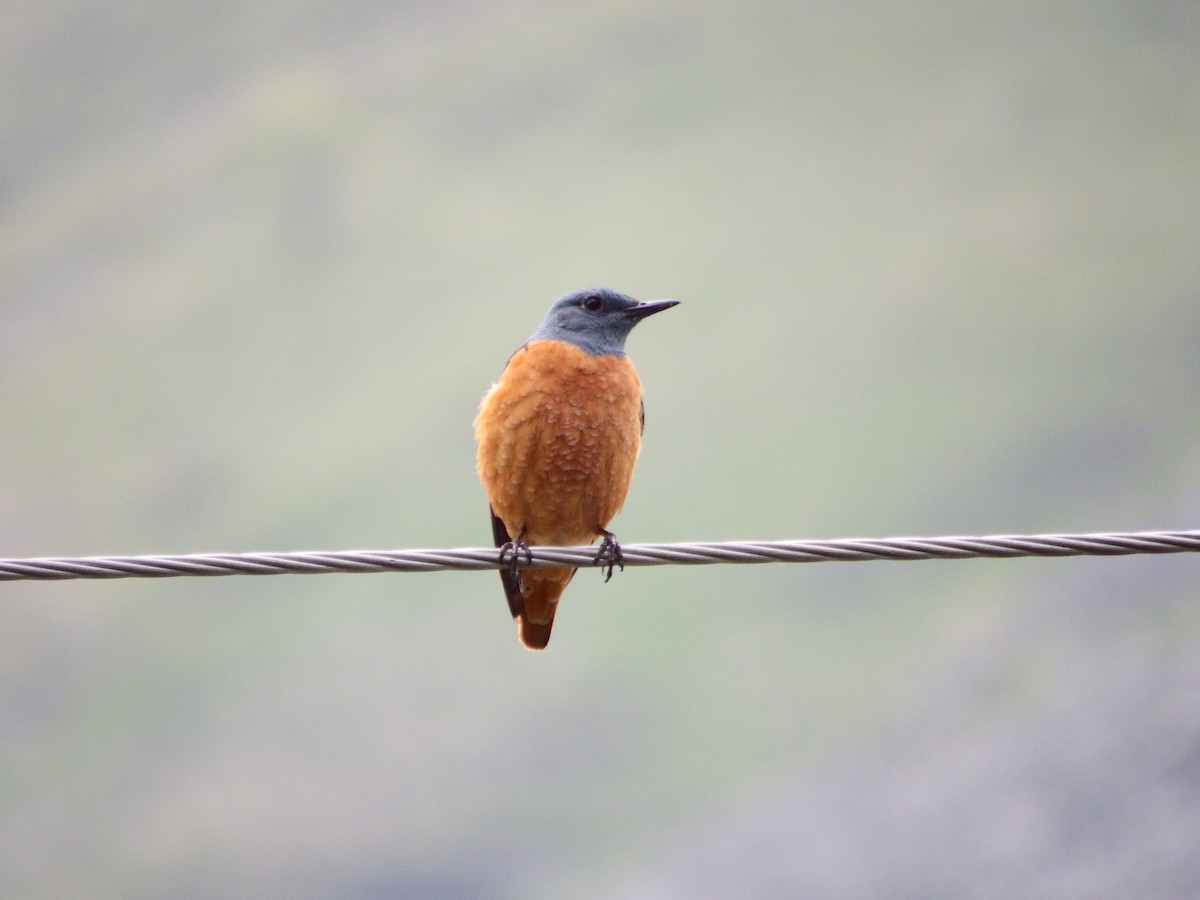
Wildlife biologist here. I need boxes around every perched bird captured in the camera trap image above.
[474,287,679,650]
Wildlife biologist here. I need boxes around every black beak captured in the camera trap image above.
[624,299,681,320]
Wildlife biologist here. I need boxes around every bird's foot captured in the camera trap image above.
[498,537,532,574]
[594,530,624,583]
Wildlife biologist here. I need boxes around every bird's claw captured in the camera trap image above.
[498,538,532,575]
[594,532,624,583]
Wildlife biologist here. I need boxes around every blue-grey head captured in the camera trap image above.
[529,288,680,356]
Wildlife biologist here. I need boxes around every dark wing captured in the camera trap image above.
[639,398,645,435]
[489,505,525,620]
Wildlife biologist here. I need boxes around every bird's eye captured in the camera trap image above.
[582,295,604,312]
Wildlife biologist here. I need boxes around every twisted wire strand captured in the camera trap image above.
[2,530,1198,582]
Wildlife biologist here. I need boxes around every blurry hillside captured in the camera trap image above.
[2,3,1200,898]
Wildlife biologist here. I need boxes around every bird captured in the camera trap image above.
[474,287,679,650]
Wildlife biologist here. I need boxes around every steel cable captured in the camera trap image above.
[2,529,1198,582]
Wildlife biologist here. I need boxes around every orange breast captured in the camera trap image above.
[475,339,644,546]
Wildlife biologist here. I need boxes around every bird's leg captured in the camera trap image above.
[498,527,532,575]
[594,528,624,583]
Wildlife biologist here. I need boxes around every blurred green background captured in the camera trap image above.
[3,2,1200,897]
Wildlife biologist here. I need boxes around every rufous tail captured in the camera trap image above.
[515,568,574,651]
